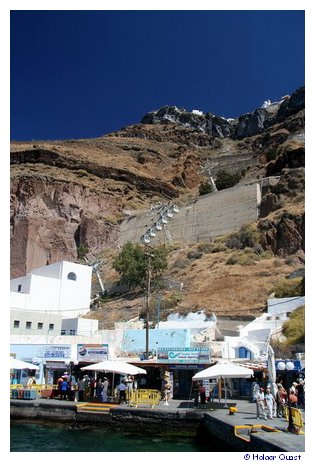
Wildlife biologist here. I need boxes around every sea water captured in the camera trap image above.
[11,420,229,452]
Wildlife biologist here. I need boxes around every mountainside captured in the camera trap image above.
[10,87,305,321]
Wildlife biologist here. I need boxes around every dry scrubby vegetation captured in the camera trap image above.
[282,305,305,345]
[89,226,304,322]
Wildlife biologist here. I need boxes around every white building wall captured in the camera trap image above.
[10,275,32,293]
[267,297,305,316]
[61,318,99,336]
[10,309,62,336]
[222,297,305,361]
[239,314,287,340]
[10,261,92,318]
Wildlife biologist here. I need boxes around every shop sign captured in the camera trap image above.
[77,344,108,362]
[170,364,206,370]
[157,347,210,364]
[35,345,72,359]
[44,361,67,370]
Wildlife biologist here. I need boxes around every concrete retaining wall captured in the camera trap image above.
[120,183,261,246]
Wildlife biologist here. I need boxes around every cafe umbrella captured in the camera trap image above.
[267,343,278,400]
[10,358,39,370]
[192,362,254,408]
[80,360,147,399]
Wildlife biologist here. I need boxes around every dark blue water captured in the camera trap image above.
[11,420,218,452]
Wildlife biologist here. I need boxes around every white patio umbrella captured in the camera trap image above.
[267,344,278,400]
[192,362,254,408]
[80,360,147,398]
[10,358,39,370]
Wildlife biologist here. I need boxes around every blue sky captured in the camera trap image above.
[10,10,305,141]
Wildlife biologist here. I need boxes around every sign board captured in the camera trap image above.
[157,347,210,364]
[35,345,72,360]
[77,344,108,362]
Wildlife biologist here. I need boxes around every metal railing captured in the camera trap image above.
[129,389,162,408]
[284,406,304,433]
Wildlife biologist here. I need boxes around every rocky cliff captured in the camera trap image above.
[141,86,304,140]
[10,86,305,287]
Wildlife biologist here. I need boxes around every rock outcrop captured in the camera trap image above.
[10,175,120,278]
[141,86,305,140]
[258,212,305,258]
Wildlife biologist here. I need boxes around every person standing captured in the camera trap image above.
[83,375,90,400]
[103,377,109,402]
[252,381,260,403]
[193,381,200,407]
[77,377,84,402]
[199,383,206,408]
[288,389,298,408]
[296,379,305,408]
[126,375,134,403]
[96,379,104,402]
[276,384,287,417]
[265,389,276,419]
[117,381,127,404]
[60,379,69,400]
[255,387,267,420]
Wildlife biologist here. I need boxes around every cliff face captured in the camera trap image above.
[10,86,305,279]
[10,174,120,278]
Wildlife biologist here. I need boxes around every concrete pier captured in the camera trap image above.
[10,397,305,452]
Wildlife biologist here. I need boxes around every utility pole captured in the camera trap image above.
[145,251,155,359]
[156,293,162,329]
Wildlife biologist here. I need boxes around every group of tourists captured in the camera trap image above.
[253,377,305,420]
[57,375,137,403]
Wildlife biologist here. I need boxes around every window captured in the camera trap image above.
[26,321,32,329]
[67,272,77,281]
[17,284,22,293]
[37,322,43,330]
[13,320,20,328]
[48,323,54,331]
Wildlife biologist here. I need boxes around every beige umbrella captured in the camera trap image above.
[192,362,254,407]
[80,360,147,399]
[10,358,39,370]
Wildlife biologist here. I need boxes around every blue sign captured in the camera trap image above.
[157,347,210,364]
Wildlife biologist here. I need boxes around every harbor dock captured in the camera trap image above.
[10,397,305,452]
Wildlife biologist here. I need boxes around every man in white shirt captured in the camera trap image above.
[255,387,268,420]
